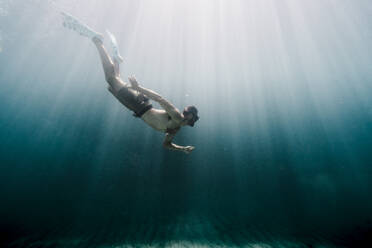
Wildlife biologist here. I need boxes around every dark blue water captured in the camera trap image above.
[1,0,372,247]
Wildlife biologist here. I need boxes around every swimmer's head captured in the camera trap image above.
[183,106,199,127]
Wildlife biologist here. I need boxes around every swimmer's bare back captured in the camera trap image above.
[61,12,198,153]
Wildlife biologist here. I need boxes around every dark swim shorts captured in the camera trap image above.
[108,86,153,118]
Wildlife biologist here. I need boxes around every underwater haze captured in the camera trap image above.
[1,0,372,247]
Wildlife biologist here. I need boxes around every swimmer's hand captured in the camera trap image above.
[183,146,195,154]
[128,76,139,89]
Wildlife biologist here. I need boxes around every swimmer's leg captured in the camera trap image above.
[106,30,124,64]
[106,30,123,78]
[61,12,123,89]
[92,37,123,91]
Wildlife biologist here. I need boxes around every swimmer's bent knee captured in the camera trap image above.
[106,76,125,92]
[105,74,116,84]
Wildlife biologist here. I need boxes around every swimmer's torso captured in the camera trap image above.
[141,108,181,133]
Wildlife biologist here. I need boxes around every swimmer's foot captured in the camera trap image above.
[61,12,103,42]
[106,30,124,63]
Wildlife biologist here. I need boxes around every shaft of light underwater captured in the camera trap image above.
[0,0,372,247]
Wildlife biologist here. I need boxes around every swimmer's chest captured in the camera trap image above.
[165,115,180,134]
[142,109,180,133]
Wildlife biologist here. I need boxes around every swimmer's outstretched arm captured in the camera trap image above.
[129,76,195,154]
[128,76,183,122]
[163,133,195,154]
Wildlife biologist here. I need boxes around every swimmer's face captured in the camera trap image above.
[183,106,199,127]
[183,111,199,127]
[185,113,194,126]
[184,112,194,120]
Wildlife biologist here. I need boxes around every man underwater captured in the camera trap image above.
[61,13,199,154]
